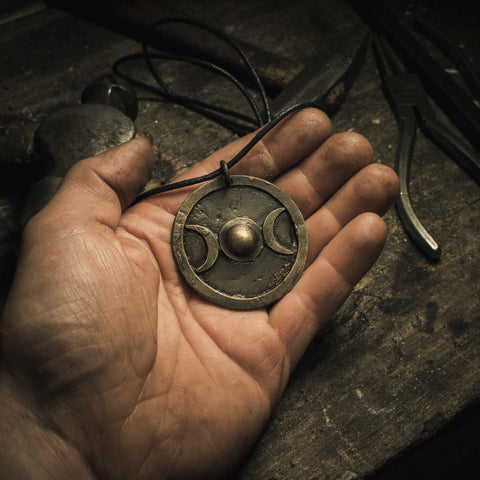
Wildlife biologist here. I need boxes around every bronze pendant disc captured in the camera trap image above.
[172,175,308,309]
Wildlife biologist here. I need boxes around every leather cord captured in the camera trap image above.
[112,17,319,205]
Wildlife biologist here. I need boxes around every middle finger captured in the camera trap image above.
[275,131,374,218]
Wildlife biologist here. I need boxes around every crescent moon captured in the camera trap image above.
[263,208,294,255]
[185,225,219,272]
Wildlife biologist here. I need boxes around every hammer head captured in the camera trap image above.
[81,74,138,120]
[35,103,136,177]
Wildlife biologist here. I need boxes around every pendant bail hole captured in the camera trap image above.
[220,160,233,186]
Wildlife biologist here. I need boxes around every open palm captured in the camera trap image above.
[0,109,398,479]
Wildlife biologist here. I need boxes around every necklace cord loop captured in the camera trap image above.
[112,17,321,205]
[220,160,233,186]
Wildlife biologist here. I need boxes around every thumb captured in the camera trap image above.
[40,137,154,229]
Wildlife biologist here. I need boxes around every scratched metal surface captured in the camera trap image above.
[1,1,479,479]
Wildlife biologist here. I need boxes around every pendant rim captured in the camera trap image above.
[172,175,308,310]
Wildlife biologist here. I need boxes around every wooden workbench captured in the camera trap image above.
[1,1,479,478]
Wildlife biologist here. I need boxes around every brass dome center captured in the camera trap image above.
[226,224,258,256]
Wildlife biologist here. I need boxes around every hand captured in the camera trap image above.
[0,109,398,479]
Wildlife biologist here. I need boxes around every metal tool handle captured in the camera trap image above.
[421,115,480,187]
[396,113,441,261]
[414,16,480,102]
[350,0,480,152]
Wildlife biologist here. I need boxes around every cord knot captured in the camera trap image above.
[220,160,232,186]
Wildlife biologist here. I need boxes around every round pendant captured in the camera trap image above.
[172,175,308,309]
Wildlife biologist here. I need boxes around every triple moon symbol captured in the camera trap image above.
[172,174,308,310]
[263,208,294,255]
[186,207,294,273]
[185,225,219,273]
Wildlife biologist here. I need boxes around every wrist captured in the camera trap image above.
[0,370,95,479]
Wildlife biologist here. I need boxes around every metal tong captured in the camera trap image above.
[373,35,480,261]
